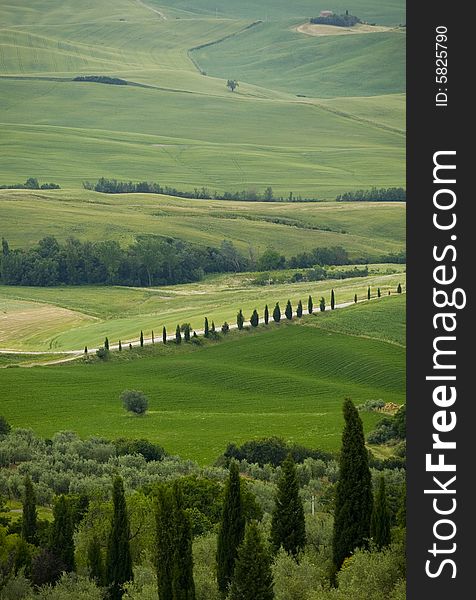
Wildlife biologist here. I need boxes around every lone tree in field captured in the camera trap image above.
[22,475,37,544]
[105,337,110,350]
[332,399,373,573]
[163,326,167,345]
[50,495,75,572]
[264,304,269,325]
[106,476,133,600]
[367,286,371,300]
[397,283,402,294]
[229,522,274,600]
[273,302,281,323]
[250,309,259,327]
[227,79,239,92]
[121,390,149,415]
[296,300,303,318]
[270,454,306,558]
[140,330,144,347]
[217,461,245,595]
[176,325,182,344]
[331,289,335,310]
[354,294,358,304]
[308,295,313,314]
[285,300,293,320]
[371,476,391,550]
[319,297,325,312]
[237,309,245,331]
[204,317,210,338]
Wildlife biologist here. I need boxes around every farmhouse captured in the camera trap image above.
[320,10,334,17]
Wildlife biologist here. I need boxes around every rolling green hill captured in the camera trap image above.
[0,296,405,463]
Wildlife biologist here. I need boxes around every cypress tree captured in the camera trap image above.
[105,337,109,350]
[296,300,303,318]
[250,309,259,327]
[330,289,335,310]
[105,477,133,600]
[175,325,182,344]
[319,297,325,312]
[129,343,133,350]
[118,340,122,352]
[237,310,244,331]
[264,305,269,325]
[332,399,373,572]
[272,303,281,323]
[184,324,191,342]
[270,454,306,558]
[229,522,274,600]
[50,495,75,572]
[377,288,381,298]
[204,317,210,338]
[87,536,104,585]
[308,295,313,314]
[156,485,175,600]
[396,481,406,529]
[211,321,216,334]
[140,330,144,347]
[21,475,37,544]
[222,322,230,334]
[367,287,371,300]
[152,330,155,344]
[216,461,245,595]
[84,346,88,354]
[285,300,292,320]
[371,477,391,550]
[397,283,402,294]
[354,294,357,304]
[163,326,167,345]
[172,483,196,600]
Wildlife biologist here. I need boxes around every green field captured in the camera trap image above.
[0,0,405,197]
[0,271,405,352]
[0,296,405,463]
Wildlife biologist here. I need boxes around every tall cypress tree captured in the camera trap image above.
[84,345,88,354]
[204,317,209,338]
[175,325,182,344]
[216,461,245,595]
[184,324,191,342]
[106,477,133,600]
[163,326,167,344]
[21,475,37,544]
[272,303,281,323]
[285,300,292,320]
[308,295,313,314]
[250,309,259,327]
[367,287,371,300]
[118,340,122,352]
[229,522,274,600]
[156,485,176,600]
[377,288,381,298]
[237,310,244,331]
[354,294,358,304]
[296,300,303,318]
[50,495,75,572]
[152,330,155,344]
[371,477,391,550]
[87,536,104,585]
[140,330,144,347]
[211,321,216,333]
[397,283,402,294]
[264,305,269,325]
[330,289,335,310]
[319,297,325,312]
[105,337,110,350]
[172,483,196,600]
[332,399,373,572]
[270,454,306,558]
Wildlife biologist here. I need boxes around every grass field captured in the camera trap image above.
[0,271,405,352]
[0,296,405,464]
[0,0,405,197]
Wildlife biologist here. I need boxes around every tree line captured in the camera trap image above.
[310,12,361,27]
[336,187,406,202]
[0,177,60,190]
[73,76,128,85]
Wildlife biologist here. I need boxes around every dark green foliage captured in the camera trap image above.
[176,325,182,345]
[227,79,239,92]
[21,476,37,545]
[296,300,303,318]
[264,305,269,325]
[367,405,405,445]
[285,300,292,320]
[377,288,381,298]
[0,416,11,436]
[336,187,406,202]
[368,287,371,300]
[354,294,358,304]
[216,461,245,595]
[310,12,361,26]
[73,75,128,85]
[118,340,122,351]
[396,482,406,529]
[129,343,132,350]
[0,177,60,191]
[237,310,244,331]
[30,547,65,587]
[204,317,209,338]
[371,477,391,550]
[49,495,75,572]
[270,454,306,558]
[152,330,155,344]
[84,345,88,354]
[272,303,281,323]
[229,522,274,600]
[106,477,133,600]
[221,321,230,334]
[183,324,191,342]
[319,297,325,312]
[87,537,104,585]
[250,309,259,327]
[104,337,110,350]
[331,289,335,310]
[121,390,148,415]
[114,438,166,461]
[156,486,175,600]
[96,346,109,360]
[171,483,196,600]
[140,330,144,348]
[332,399,373,572]
[308,295,313,314]
[163,326,167,344]
[211,321,216,333]
[397,283,402,294]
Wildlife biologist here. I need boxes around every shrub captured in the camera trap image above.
[0,417,11,436]
[121,390,149,415]
[95,346,109,360]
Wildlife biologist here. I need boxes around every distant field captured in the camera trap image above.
[0,0,405,196]
[0,297,405,463]
[0,271,405,352]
